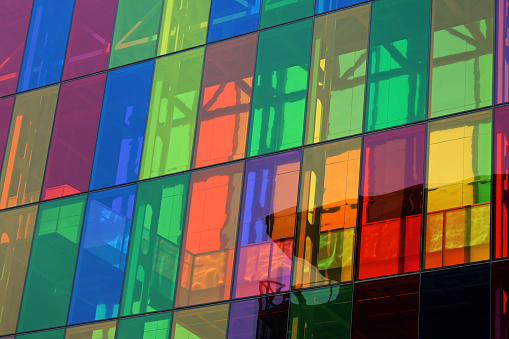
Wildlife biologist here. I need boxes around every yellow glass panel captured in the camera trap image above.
[65,321,117,339]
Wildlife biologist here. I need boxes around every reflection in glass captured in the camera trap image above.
[65,321,116,339]
[0,97,14,170]
[315,0,366,14]
[171,304,228,339]
[117,312,172,339]
[259,0,313,29]
[496,0,509,104]
[207,0,260,42]
[495,106,509,258]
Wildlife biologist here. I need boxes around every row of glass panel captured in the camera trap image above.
[5,263,509,338]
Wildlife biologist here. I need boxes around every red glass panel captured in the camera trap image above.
[495,105,509,258]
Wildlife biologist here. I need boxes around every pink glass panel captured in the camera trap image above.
[495,105,509,258]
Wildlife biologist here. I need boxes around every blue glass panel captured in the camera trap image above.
[67,185,136,325]
[207,0,260,42]
[89,61,153,191]
[315,0,365,14]
[17,0,74,91]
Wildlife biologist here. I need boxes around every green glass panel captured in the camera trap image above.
[171,304,229,339]
[140,48,204,179]
[288,285,352,338]
[429,0,494,118]
[16,329,65,339]
[364,0,430,132]
[17,196,86,332]
[109,0,164,68]
[117,312,172,339]
[247,19,312,157]
[157,0,211,56]
[120,174,189,316]
[305,6,369,144]
[260,0,314,29]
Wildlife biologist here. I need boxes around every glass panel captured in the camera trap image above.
[496,0,509,104]
[171,304,229,339]
[247,20,312,157]
[108,0,163,69]
[207,0,260,42]
[0,0,33,97]
[65,321,116,339]
[0,97,14,170]
[61,0,117,80]
[140,48,204,180]
[17,196,86,333]
[364,0,430,132]
[352,275,419,338]
[429,0,494,118]
[233,151,300,298]
[425,111,491,269]
[0,206,38,336]
[157,0,211,56]
[41,75,105,200]
[495,105,509,258]
[315,0,366,15]
[17,0,74,91]
[358,124,425,279]
[293,138,361,289]
[0,86,59,209]
[228,295,289,338]
[193,34,257,168]
[117,312,172,339]
[67,185,136,324]
[16,329,65,339]
[259,0,313,29]
[420,265,490,339]
[305,6,369,144]
[288,285,352,338]
[176,163,243,307]
[120,174,189,316]
[493,261,509,338]
[89,61,153,191]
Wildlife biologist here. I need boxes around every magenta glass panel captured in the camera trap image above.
[357,124,425,280]
[62,0,117,81]
[41,74,105,200]
[0,1,33,97]
[233,150,301,299]
[0,97,14,169]
[497,0,509,104]
[228,294,290,339]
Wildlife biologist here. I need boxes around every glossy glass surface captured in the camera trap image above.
[259,0,313,29]
[65,321,116,339]
[293,138,361,288]
[193,35,257,168]
[42,75,105,200]
[176,163,243,307]
[17,329,65,339]
[207,0,260,42]
[0,86,58,209]
[496,0,509,104]
[68,186,136,324]
[495,105,509,258]
[17,196,86,333]
[171,304,229,339]
[89,61,153,191]
[0,97,14,169]
[315,0,366,14]
[117,312,172,339]
[358,124,425,279]
[140,48,204,179]
[233,151,300,298]
[305,6,369,143]
[247,20,312,157]
[121,175,189,316]
[425,111,491,269]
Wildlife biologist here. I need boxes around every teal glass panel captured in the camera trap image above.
[16,329,65,339]
[117,312,172,339]
[364,0,431,132]
[17,196,86,333]
[259,0,314,29]
[247,19,312,157]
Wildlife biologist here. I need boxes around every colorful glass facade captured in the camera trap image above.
[1,0,509,338]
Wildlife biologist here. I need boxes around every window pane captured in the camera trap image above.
[89,61,153,191]
[358,124,425,279]
[207,0,260,42]
[247,20,312,157]
[365,0,430,132]
[429,0,494,118]
[259,0,313,29]
[17,329,64,339]
[315,0,366,15]
[109,0,163,69]
[117,312,172,339]
[176,163,243,307]
[68,185,136,324]
[17,0,74,91]
[0,97,14,169]
[293,138,361,288]
[0,206,37,336]
[193,34,257,168]
[493,261,509,338]
[17,196,86,333]
[120,174,189,316]
[495,105,509,258]
[496,0,509,104]
[305,6,369,144]
[0,86,58,209]
[140,48,204,180]
[65,321,116,339]
[42,75,105,200]
[425,111,491,269]
[171,304,228,339]
[233,151,300,298]
[61,0,117,80]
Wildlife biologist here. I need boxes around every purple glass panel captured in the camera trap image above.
[228,294,290,339]
[0,97,14,169]
[62,0,117,81]
[497,0,509,104]
[0,1,33,97]
[41,74,105,200]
